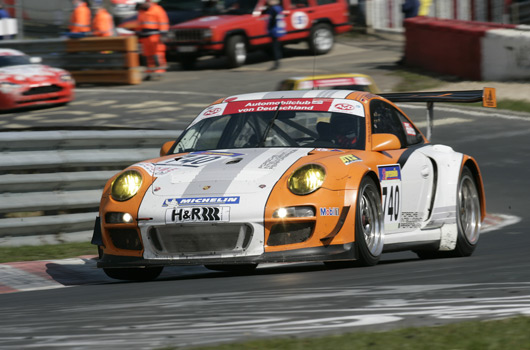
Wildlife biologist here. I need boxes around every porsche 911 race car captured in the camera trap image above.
[92,88,496,281]
[0,49,75,111]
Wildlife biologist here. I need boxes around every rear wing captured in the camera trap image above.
[379,88,496,140]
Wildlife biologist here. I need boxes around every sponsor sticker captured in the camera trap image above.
[378,165,402,231]
[166,206,230,223]
[291,11,309,29]
[340,154,361,165]
[403,122,416,136]
[163,196,240,207]
[320,207,340,216]
[329,99,364,116]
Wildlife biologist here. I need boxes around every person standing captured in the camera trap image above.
[69,0,91,34]
[264,0,285,70]
[91,0,115,37]
[402,0,420,19]
[147,0,169,74]
[137,1,165,79]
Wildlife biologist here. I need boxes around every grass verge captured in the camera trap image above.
[158,316,530,350]
[0,241,96,263]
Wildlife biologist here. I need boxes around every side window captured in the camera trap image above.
[316,0,337,4]
[370,100,407,148]
[395,110,424,146]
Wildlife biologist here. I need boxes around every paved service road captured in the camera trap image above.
[0,35,529,350]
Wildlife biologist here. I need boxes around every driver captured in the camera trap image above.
[330,113,358,148]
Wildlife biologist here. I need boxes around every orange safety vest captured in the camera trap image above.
[152,4,169,32]
[69,2,91,33]
[137,5,159,32]
[92,8,114,37]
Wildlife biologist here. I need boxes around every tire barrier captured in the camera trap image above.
[403,17,530,81]
[0,129,180,246]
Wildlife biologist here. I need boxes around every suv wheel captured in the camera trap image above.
[308,23,334,55]
[226,35,247,68]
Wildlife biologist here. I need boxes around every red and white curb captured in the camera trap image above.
[0,213,521,295]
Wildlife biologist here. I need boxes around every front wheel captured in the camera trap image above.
[308,23,334,55]
[226,35,247,68]
[355,176,384,266]
[103,267,163,281]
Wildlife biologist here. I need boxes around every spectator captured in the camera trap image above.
[91,0,115,37]
[69,0,91,34]
[264,0,285,70]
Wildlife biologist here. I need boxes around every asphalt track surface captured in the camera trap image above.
[0,35,529,349]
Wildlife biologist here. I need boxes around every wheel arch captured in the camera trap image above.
[223,30,249,48]
[461,156,486,222]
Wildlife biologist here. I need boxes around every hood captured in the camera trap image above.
[173,14,249,29]
[0,64,64,83]
[144,148,311,199]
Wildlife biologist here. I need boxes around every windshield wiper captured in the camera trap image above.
[258,102,281,147]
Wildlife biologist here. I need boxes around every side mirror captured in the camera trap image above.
[371,133,401,152]
[160,141,174,157]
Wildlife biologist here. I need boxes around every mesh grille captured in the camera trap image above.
[150,224,253,254]
[23,85,62,96]
[172,29,206,42]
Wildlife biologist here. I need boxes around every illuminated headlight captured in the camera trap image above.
[288,164,326,195]
[111,170,143,201]
[273,206,315,218]
[105,212,134,224]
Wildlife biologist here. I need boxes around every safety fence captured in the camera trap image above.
[365,0,530,33]
[0,36,141,85]
[0,129,181,247]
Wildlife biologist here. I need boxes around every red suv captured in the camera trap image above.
[166,0,352,69]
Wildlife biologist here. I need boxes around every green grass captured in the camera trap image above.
[0,241,96,263]
[157,316,530,350]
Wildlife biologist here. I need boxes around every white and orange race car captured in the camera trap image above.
[92,88,496,281]
[0,49,75,111]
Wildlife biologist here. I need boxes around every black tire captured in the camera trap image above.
[416,166,481,259]
[179,54,197,70]
[354,176,384,266]
[226,35,247,68]
[308,23,334,55]
[204,264,258,273]
[103,267,163,281]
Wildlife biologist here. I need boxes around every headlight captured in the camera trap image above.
[288,164,326,195]
[111,170,143,201]
[0,82,21,92]
[60,74,73,82]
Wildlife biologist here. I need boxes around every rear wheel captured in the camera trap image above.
[308,23,334,55]
[416,166,481,259]
[226,35,247,68]
[103,267,163,281]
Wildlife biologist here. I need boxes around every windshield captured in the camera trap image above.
[201,0,259,15]
[0,55,31,68]
[173,110,366,153]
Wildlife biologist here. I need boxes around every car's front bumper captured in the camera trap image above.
[97,243,355,268]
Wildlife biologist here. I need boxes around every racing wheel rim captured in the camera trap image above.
[359,182,383,256]
[313,27,333,52]
[458,173,481,245]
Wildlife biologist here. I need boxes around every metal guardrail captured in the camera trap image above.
[0,129,182,247]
